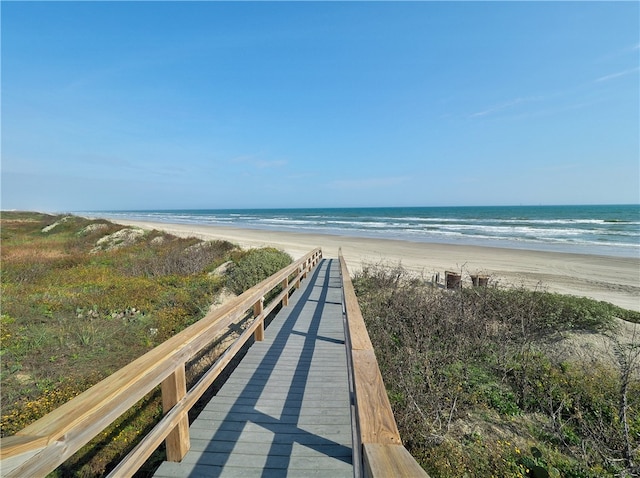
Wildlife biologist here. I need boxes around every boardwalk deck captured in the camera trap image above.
[154,258,354,478]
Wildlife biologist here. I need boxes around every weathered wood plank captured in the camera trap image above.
[187,427,353,446]
[179,450,351,469]
[188,440,352,457]
[155,462,349,478]
[152,258,353,477]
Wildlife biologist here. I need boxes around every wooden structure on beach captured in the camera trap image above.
[0,249,428,477]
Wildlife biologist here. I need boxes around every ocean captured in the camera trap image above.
[86,205,640,258]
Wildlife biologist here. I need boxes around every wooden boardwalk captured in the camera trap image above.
[154,258,354,478]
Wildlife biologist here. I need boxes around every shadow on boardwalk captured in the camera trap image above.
[154,259,354,478]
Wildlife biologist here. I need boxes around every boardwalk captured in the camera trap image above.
[154,258,354,478]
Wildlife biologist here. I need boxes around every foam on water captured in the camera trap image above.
[82,205,640,258]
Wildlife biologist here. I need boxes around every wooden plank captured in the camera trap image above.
[161,364,190,462]
[253,298,264,341]
[352,349,402,445]
[189,440,351,457]
[155,462,349,478]
[188,427,353,447]
[221,368,349,380]
[194,410,350,426]
[282,278,289,306]
[363,443,429,477]
[0,436,48,476]
[179,450,351,470]
[339,251,430,477]
[339,253,374,351]
[0,435,47,460]
[208,396,349,410]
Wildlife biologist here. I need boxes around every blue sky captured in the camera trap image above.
[2,1,638,212]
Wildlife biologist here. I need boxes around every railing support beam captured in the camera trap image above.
[254,297,265,341]
[161,364,190,462]
[281,278,289,306]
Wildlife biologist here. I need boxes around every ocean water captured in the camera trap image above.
[87,205,640,258]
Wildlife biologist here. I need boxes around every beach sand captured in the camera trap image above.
[113,219,640,312]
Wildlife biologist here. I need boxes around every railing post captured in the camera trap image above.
[161,363,190,462]
[254,297,265,341]
[281,278,289,306]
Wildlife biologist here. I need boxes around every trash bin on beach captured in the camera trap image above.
[470,274,489,287]
[445,271,461,289]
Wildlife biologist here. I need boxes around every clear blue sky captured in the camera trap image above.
[2,1,638,211]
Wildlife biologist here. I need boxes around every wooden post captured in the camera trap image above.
[282,278,289,306]
[254,297,264,341]
[161,364,190,462]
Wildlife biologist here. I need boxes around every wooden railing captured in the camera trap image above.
[0,248,323,478]
[339,250,429,477]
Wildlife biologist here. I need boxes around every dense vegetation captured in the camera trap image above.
[3,211,638,477]
[353,264,640,477]
[226,247,294,296]
[0,212,292,476]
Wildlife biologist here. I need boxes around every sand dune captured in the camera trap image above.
[112,219,640,312]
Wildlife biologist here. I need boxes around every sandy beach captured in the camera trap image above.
[112,219,640,312]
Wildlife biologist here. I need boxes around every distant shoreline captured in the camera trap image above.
[104,217,640,312]
[84,205,640,259]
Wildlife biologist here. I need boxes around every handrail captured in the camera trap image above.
[0,248,323,477]
[339,250,429,477]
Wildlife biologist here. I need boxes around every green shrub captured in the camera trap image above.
[225,248,293,295]
[352,263,640,477]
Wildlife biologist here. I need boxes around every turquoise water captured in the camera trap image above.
[87,205,640,258]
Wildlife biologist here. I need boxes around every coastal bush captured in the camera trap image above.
[353,263,639,477]
[0,212,240,475]
[121,238,236,277]
[225,247,293,295]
